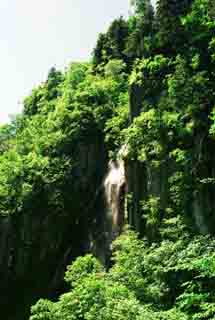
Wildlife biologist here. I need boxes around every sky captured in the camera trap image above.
[0,0,155,124]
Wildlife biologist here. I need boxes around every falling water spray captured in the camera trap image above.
[103,145,127,239]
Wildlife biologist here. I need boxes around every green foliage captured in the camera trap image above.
[129,55,172,103]
[0,123,16,154]
[64,254,104,288]
[124,108,162,163]
[30,299,54,320]
[126,0,155,59]
[30,230,215,320]
[156,0,193,54]
[93,17,129,70]
[3,0,215,319]
[104,59,126,80]
[141,196,161,238]
[130,0,152,16]
[23,67,63,117]
[0,61,129,218]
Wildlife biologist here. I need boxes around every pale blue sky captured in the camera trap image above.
[0,0,155,124]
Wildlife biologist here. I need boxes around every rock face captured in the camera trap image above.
[127,83,215,236]
[0,138,107,320]
[191,134,215,234]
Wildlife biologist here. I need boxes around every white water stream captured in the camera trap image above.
[103,146,127,237]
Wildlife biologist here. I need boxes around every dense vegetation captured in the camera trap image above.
[1,0,215,319]
[31,228,215,320]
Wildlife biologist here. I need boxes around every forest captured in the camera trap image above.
[1,0,215,319]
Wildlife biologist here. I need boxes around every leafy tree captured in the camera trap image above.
[156,0,193,54]
[93,17,129,70]
[130,0,153,16]
[30,229,215,320]
[125,0,155,60]
[0,123,16,154]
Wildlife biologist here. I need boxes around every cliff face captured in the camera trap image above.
[2,85,215,320]
[0,138,107,320]
[11,2,215,319]
[126,82,215,238]
[2,86,215,320]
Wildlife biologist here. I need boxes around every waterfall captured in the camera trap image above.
[104,146,127,239]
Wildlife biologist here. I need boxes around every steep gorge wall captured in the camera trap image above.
[126,82,215,237]
[2,73,215,320]
[0,137,107,320]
